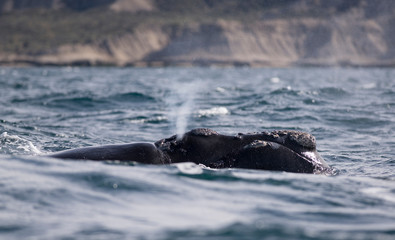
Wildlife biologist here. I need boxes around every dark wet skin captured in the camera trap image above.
[49,128,331,174]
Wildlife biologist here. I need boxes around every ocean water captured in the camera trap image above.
[0,67,394,240]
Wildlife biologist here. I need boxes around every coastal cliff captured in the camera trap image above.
[1,0,394,67]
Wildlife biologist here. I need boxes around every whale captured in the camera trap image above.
[49,128,331,174]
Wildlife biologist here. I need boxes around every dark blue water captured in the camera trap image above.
[0,67,394,240]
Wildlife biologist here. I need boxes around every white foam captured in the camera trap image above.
[0,132,41,154]
[176,162,203,175]
[361,187,395,203]
[129,116,168,124]
[197,107,229,117]
[270,77,280,83]
[362,83,376,89]
[302,151,321,164]
[215,87,226,93]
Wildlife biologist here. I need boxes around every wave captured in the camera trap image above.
[318,87,349,97]
[324,115,391,129]
[270,87,297,96]
[108,92,156,102]
[10,91,156,111]
[0,132,41,155]
[127,115,168,124]
[163,220,395,240]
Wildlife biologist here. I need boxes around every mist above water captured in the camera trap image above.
[166,81,204,139]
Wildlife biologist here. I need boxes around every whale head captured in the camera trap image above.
[236,130,332,174]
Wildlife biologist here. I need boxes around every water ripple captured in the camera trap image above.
[0,67,394,240]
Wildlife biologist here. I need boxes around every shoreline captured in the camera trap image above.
[1,59,395,68]
[1,1,394,70]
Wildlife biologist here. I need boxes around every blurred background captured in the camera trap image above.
[1,0,394,67]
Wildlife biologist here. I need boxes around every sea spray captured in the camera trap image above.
[166,81,203,140]
[0,132,41,154]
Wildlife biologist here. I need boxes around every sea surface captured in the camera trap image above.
[0,67,394,240]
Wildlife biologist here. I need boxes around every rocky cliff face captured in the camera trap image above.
[1,0,394,67]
